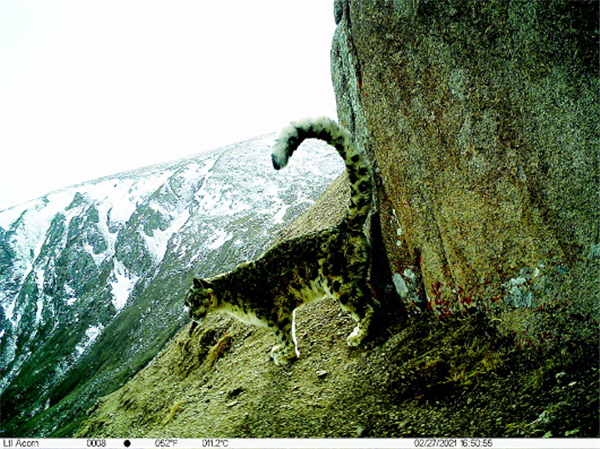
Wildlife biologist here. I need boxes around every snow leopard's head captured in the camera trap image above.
[185,278,217,323]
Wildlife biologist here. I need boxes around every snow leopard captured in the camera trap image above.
[185,117,375,365]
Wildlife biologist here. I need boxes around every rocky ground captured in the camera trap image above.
[76,299,598,439]
[76,174,599,439]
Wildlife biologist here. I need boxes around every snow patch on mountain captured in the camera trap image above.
[207,230,234,251]
[273,205,290,224]
[64,284,79,306]
[110,260,139,311]
[34,268,45,325]
[75,324,104,357]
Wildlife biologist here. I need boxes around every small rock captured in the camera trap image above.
[355,425,368,437]
[555,372,567,384]
[316,369,328,378]
[225,400,238,408]
[532,410,552,426]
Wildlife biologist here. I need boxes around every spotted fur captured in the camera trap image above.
[185,117,375,365]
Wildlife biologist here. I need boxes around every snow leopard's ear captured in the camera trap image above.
[193,278,212,290]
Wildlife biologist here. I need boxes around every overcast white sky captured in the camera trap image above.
[0,1,337,211]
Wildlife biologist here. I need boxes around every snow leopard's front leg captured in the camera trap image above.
[268,310,300,365]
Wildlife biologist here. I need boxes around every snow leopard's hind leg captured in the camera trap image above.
[334,280,374,347]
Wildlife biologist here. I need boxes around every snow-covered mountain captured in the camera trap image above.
[0,133,344,437]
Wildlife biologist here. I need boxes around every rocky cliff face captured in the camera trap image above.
[332,0,599,332]
[0,135,343,437]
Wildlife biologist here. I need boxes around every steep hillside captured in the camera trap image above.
[0,134,344,437]
[77,170,598,438]
[77,315,599,438]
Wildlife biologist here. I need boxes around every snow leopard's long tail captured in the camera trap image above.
[271,117,372,228]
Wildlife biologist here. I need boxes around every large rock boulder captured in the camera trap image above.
[332,0,598,334]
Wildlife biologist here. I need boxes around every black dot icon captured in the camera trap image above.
[124,440,131,448]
